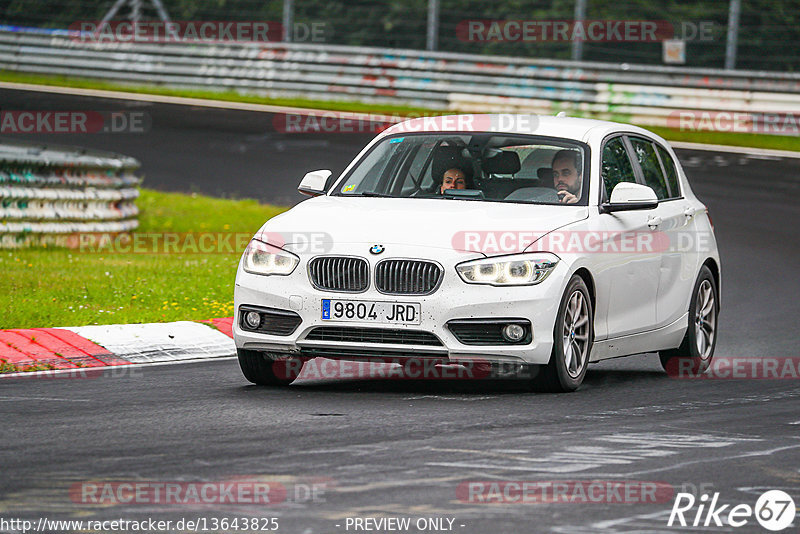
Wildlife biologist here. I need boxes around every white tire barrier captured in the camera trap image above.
[0,139,141,248]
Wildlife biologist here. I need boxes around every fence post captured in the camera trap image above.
[283,0,294,43]
[725,0,741,70]
[572,0,587,61]
[427,0,440,51]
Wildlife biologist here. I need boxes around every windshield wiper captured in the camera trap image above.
[354,191,393,197]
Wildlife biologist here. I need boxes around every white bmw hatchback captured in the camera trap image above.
[234,115,720,391]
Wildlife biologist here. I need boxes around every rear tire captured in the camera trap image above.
[532,274,594,392]
[659,266,718,376]
[237,348,304,386]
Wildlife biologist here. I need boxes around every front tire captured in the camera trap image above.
[532,275,594,392]
[659,266,718,376]
[237,348,304,386]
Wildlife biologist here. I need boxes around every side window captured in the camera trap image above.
[629,137,668,200]
[601,137,636,200]
[656,144,681,198]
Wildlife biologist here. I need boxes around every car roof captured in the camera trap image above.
[379,114,665,145]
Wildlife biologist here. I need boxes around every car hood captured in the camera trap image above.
[258,196,589,255]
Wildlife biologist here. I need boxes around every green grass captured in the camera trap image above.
[1,189,287,329]
[3,70,800,152]
[0,361,56,373]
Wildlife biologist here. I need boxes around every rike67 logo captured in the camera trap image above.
[668,490,796,531]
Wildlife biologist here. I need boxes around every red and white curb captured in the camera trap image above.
[0,317,235,375]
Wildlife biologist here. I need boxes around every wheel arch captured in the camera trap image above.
[701,257,721,310]
[572,267,596,319]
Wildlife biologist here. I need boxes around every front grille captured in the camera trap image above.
[305,327,442,346]
[308,256,369,292]
[447,319,532,345]
[239,305,302,336]
[375,259,443,295]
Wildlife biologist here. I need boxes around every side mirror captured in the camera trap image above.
[298,170,332,197]
[601,182,658,213]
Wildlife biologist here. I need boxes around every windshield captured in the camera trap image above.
[333,133,589,205]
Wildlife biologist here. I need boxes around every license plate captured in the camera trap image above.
[321,299,421,325]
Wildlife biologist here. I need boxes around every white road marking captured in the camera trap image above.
[552,509,677,534]
[588,443,800,478]
[425,461,598,473]
[426,433,769,475]
[0,395,90,402]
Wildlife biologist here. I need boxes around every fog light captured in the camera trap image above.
[502,324,525,342]
[244,311,261,329]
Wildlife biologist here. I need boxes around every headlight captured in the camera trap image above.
[242,239,299,276]
[456,253,559,286]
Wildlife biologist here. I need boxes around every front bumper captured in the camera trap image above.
[233,250,568,366]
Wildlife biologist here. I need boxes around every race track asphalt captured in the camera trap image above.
[1,86,799,533]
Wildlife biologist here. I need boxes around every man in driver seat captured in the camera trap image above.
[551,149,582,204]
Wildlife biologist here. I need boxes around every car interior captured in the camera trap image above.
[420,139,570,203]
[339,134,584,204]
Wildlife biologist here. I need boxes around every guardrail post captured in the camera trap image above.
[427,0,440,51]
[283,0,294,43]
[725,0,741,70]
[572,0,587,61]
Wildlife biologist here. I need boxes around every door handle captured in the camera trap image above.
[647,216,662,229]
[684,207,698,220]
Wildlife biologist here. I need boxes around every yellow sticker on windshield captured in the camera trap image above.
[343,184,356,192]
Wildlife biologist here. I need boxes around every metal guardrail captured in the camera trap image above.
[0,139,140,248]
[1,26,799,131]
